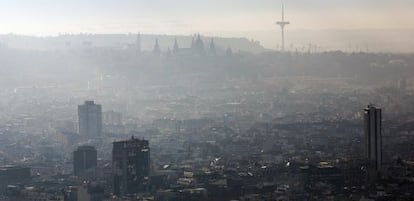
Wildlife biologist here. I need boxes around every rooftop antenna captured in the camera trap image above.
[276,3,290,51]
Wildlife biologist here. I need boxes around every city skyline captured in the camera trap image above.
[1,1,414,200]
[1,1,414,50]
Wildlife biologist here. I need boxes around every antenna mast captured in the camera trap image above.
[276,4,290,51]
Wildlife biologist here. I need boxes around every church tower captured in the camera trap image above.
[153,38,161,55]
[209,38,216,55]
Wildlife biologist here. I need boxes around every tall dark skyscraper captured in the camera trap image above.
[73,146,98,176]
[78,101,102,138]
[364,104,382,171]
[112,137,150,196]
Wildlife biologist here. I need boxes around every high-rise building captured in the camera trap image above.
[112,137,150,196]
[78,101,102,138]
[73,146,97,176]
[364,104,382,171]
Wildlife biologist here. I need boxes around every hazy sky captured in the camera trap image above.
[1,0,414,49]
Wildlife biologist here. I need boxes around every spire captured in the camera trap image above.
[193,33,205,55]
[153,38,161,55]
[196,34,201,42]
[196,34,204,47]
[209,38,216,55]
[173,38,179,54]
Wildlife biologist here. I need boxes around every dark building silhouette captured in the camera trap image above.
[78,101,102,138]
[364,104,382,171]
[73,146,98,176]
[0,166,31,189]
[112,137,150,196]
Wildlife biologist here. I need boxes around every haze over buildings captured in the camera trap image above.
[0,0,414,51]
[1,1,414,201]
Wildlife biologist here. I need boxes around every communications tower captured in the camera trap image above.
[276,4,290,51]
